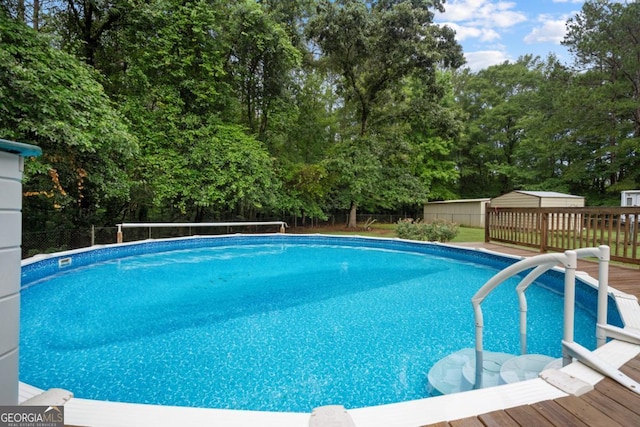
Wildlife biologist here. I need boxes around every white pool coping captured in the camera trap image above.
[19,240,640,426]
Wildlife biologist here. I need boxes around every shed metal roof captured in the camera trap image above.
[425,198,490,204]
[511,190,584,199]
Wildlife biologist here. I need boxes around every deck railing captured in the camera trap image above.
[485,207,640,265]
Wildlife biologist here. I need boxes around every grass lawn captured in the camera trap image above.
[290,222,485,243]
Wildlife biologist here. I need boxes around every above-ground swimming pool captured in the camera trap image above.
[19,235,622,413]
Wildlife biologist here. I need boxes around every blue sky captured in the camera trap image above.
[435,0,588,71]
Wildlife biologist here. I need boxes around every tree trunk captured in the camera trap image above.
[347,201,358,228]
[33,0,40,31]
[17,1,25,23]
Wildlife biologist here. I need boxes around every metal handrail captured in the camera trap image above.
[471,245,640,394]
[116,221,288,243]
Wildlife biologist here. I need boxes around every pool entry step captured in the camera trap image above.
[427,348,559,395]
[431,246,640,397]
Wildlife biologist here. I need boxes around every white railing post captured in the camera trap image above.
[473,305,484,389]
[562,250,577,367]
[596,245,610,348]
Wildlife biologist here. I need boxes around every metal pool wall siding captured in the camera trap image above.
[0,140,41,405]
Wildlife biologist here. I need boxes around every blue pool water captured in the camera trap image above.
[19,236,610,412]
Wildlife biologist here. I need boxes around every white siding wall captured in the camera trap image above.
[621,190,640,207]
[423,200,488,228]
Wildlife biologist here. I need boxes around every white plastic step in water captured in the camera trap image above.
[427,348,513,395]
[461,350,514,390]
[498,354,558,385]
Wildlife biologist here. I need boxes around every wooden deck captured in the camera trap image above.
[423,242,640,427]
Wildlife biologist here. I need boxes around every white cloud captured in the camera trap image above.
[437,1,523,71]
[440,22,501,42]
[437,1,582,71]
[440,0,527,28]
[524,18,568,44]
[464,50,511,71]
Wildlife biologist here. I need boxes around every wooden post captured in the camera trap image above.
[484,204,491,243]
[540,212,548,253]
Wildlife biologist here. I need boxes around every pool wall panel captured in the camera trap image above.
[0,211,21,248]
[1,141,39,405]
[0,151,23,180]
[0,349,18,405]
[0,178,21,210]
[0,248,21,296]
[0,294,19,355]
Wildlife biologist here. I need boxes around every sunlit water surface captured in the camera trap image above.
[20,242,597,412]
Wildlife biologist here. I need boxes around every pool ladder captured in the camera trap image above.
[473,245,640,394]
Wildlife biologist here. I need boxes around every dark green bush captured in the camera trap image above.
[395,218,459,242]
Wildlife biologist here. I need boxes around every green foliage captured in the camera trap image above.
[7,0,640,238]
[395,218,459,242]
[307,0,464,225]
[453,0,640,205]
[453,55,548,197]
[145,123,279,216]
[221,0,302,135]
[279,162,330,220]
[563,0,640,194]
[0,13,137,227]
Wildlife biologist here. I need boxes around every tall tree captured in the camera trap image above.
[307,0,464,226]
[563,0,640,194]
[453,56,547,197]
[2,0,50,30]
[0,12,138,228]
[514,56,577,194]
[221,0,301,138]
[52,0,137,67]
[105,0,280,221]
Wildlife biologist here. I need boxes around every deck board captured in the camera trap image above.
[503,405,555,427]
[580,389,640,426]
[477,410,520,427]
[528,400,590,427]
[554,395,624,427]
[594,377,640,415]
[449,417,486,427]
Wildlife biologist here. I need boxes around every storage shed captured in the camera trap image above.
[490,190,585,208]
[490,190,584,231]
[423,198,490,228]
[621,190,640,207]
